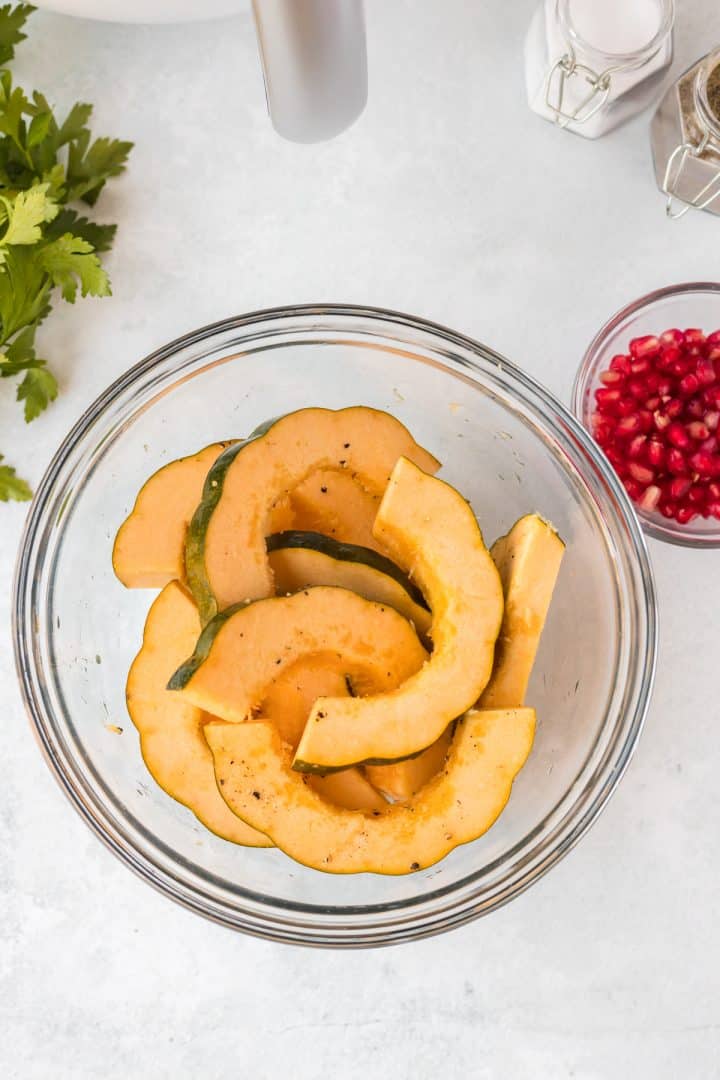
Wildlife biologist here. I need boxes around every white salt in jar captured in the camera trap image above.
[525,0,675,138]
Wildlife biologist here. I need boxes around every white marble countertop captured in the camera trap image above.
[2,2,719,1077]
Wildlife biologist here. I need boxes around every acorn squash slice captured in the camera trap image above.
[266,530,431,638]
[125,582,270,847]
[185,407,440,623]
[365,725,454,803]
[112,440,294,589]
[256,656,387,813]
[294,457,504,771]
[205,707,536,874]
[480,514,565,709]
[168,586,428,725]
[288,470,385,553]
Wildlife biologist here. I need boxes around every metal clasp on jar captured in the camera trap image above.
[662,132,720,219]
[545,54,612,128]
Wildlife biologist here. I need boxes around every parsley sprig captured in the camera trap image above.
[0,4,131,501]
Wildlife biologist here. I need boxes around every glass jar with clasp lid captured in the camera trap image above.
[524,0,675,138]
[651,47,720,219]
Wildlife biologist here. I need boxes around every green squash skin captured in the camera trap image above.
[265,530,429,611]
[292,719,459,774]
[166,599,255,691]
[184,417,279,624]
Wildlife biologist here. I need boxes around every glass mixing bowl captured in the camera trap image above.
[13,305,657,947]
[573,282,720,547]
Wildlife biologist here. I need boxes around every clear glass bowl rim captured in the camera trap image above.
[572,280,720,548]
[13,303,658,948]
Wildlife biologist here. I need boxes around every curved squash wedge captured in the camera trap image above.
[365,724,454,803]
[168,586,428,725]
[289,470,385,553]
[185,407,440,623]
[205,707,536,874]
[112,440,294,589]
[480,514,565,709]
[266,530,431,637]
[294,458,504,771]
[113,442,234,588]
[257,656,387,813]
[126,582,270,847]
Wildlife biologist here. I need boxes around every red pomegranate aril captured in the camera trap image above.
[657,345,680,372]
[667,448,688,475]
[645,372,661,392]
[638,484,662,512]
[645,395,661,411]
[700,435,718,453]
[667,421,691,449]
[647,440,666,468]
[684,328,705,346]
[709,481,720,500]
[628,435,648,460]
[679,373,700,396]
[689,451,717,476]
[706,346,720,364]
[687,484,707,506]
[685,396,705,419]
[696,356,716,385]
[623,478,643,500]
[669,476,692,499]
[616,414,642,437]
[708,501,720,519]
[671,356,692,378]
[688,421,710,440]
[706,329,720,348]
[657,377,673,397]
[666,398,683,419]
[676,505,698,525]
[659,500,677,519]
[630,357,651,376]
[653,409,670,431]
[610,353,631,375]
[605,446,626,471]
[600,369,625,386]
[660,328,685,347]
[628,462,654,485]
[595,387,622,413]
[617,397,637,418]
[629,335,660,360]
[628,378,649,400]
[703,385,720,406]
[706,411,720,431]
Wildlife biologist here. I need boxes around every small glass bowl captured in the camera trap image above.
[573,282,720,548]
[14,305,657,947]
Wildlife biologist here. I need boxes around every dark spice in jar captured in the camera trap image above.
[707,63,720,121]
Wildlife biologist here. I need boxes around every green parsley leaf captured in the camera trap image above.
[0,3,33,68]
[16,359,56,419]
[0,181,58,247]
[66,132,133,205]
[46,207,116,253]
[39,232,110,302]
[0,452,32,501]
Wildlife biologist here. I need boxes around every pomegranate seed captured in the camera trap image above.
[630,357,651,376]
[669,477,692,499]
[671,356,692,378]
[639,485,661,512]
[660,328,685,347]
[645,372,661,393]
[704,385,720,406]
[701,435,719,453]
[696,356,716,385]
[676,506,698,524]
[688,421,710,440]
[709,482,720,500]
[629,335,660,360]
[617,397,637,417]
[605,446,627,471]
[668,422,691,449]
[685,396,705,419]
[616,414,642,437]
[600,369,625,386]
[679,373,700,396]
[657,377,673,397]
[689,451,716,476]
[667,448,688,475]
[628,378,648,400]
[645,396,661,411]
[706,411,720,431]
[628,435,648,460]
[653,409,670,431]
[666,399,683,419]
[628,462,654,485]
[659,501,676,519]
[610,354,631,375]
[623,478,643,500]
[684,328,705,346]
[706,330,720,348]
[595,387,621,413]
[687,484,707,506]
[638,410,653,433]
[708,501,720,518]
[657,345,681,372]
[647,440,666,468]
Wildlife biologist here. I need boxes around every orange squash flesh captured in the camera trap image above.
[289,470,385,553]
[169,586,428,728]
[126,582,270,847]
[294,458,504,771]
[206,708,536,874]
[189,407,440,619]
[365,725,454,803]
